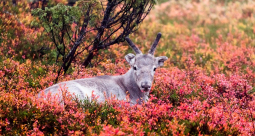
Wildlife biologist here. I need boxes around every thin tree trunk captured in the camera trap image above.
[83,52,95,67]
[82,1,114,67]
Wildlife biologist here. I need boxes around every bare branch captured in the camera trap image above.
[51,29,64,56]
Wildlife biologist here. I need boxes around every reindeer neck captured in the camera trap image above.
[116,69,147,104]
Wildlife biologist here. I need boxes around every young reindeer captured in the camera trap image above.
[39,33,168,104]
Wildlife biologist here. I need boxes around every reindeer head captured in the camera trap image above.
[125,33,168,92]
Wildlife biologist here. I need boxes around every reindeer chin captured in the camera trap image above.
[140,88,150,93]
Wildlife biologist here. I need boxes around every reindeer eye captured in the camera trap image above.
[153,68,156,71]
[133,66,137,70]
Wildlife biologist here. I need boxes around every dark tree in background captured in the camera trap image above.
[32,0,156,81]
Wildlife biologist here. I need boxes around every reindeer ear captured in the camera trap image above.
[156,56,168,67]
[125,53,136,65]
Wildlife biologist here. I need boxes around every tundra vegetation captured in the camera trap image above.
[1,0,255,135]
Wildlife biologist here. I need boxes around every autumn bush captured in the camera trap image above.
[1,0,255,135]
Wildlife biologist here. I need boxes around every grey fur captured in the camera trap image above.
[39,33,168,105]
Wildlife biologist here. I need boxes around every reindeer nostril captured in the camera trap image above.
[141,84,151,89]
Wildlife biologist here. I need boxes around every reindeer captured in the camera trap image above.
[38,33,168,104]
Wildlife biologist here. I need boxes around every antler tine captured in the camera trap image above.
[148,32,162,55]
[125,37,142,54]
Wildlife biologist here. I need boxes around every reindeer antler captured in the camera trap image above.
[148,32,162,55]
[125,37,142,54]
